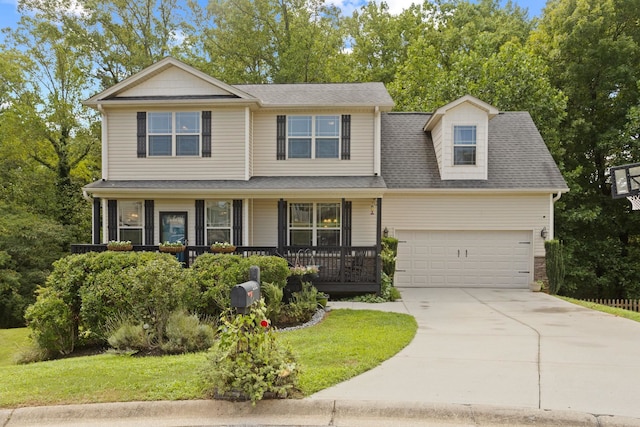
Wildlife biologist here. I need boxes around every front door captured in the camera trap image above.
[160,212,188,244]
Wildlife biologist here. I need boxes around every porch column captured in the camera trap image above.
[92,197,101,244]
[376,197,382,291]
[277,199,287,253]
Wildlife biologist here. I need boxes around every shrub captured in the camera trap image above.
[204,300,299,404]
[381,237,398,278]
[545,240,566,295]
[161,311,215,354]
[107,321,149,352]
[350,273,400,303]
[277,283,318,326]
[261,282,283,322]
[24,287,74,357]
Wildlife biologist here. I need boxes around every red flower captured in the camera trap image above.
[260,319,269,328]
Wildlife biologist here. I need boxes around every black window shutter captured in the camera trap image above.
[233,200,243,246]
[277,199,287,252]
[341,115,351,160]
[144,200,154,244]
[342,200,352,247]
[137,112,147,158]
[276,115,286,160]
[107,200,118,241]
[195,200,205,245]
[202,111,212,158]
[93,198,101,244]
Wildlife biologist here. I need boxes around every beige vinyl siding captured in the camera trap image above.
[251,198,377,247]
[441,103,488,180]
[106,107,246,180]
[431,120,443,176]
[154,200,196,245]
[252,110,375,176]
[119,67,233,97]
[382,193,550,256]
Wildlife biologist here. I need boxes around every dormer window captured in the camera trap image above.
[453,125,477,166]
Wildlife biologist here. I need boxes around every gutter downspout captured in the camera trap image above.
[550,192,563,240]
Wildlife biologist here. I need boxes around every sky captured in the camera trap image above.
[0,0,548,39]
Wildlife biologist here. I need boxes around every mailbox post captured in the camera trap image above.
[230,266,261,314]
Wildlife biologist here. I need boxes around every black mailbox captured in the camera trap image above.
[230,266,260,314]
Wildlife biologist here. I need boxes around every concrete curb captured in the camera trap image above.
[3,400,640,427]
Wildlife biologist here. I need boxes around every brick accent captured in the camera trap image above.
[534,256,547,282]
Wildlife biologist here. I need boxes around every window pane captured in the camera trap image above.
[290,203,312,227]
[288,116,312,136]
[176,135,199,156]
[317,203,340,228]
[149,135,172,156]
[148,112,172,133]
[207,201,231,227]
[454,126,476,145]
[317,229,340,246]
[290,230,312,246]
[119,201,143,227]
[207,229,231,245]
[120,228,142,245]
[454,146,476,165]
[316,115,339,136]
[316,138,339,158]
[288,138,312,158]
[176,112,200,133]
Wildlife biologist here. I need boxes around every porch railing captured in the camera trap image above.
[70,244,380,294]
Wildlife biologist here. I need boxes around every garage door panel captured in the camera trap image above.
[396,230,532,288]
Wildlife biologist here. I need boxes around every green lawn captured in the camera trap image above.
[558,296,640,322]
[0,309,417,408]
[0,328,31,367]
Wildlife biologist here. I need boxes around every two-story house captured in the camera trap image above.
[78,57,568,294]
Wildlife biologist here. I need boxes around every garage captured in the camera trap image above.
[394,230,532,288]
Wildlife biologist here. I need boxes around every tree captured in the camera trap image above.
[532,0,640,298]
[186,0,345,83]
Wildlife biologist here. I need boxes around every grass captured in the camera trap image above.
[0,309,417,408]
[558,296,640,322]
[0,328,31,367]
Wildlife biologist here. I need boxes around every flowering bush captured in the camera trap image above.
[204,300,299,404]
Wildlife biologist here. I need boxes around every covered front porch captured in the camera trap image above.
[70,244,380,294]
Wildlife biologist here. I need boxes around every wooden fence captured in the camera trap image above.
[581,299,640,312]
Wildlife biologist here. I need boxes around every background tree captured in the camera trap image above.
[532,0,640,298]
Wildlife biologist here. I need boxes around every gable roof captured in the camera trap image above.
[382,112,568,191]
[423,95,499,131]
[236,83,394,110]
[84,57,258,106]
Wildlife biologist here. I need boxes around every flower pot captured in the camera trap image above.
[107,244,133,251]
[529,281,542,292]
[159,245,185,253]
[211,245,236,253]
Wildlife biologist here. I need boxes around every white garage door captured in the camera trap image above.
[395,230,532,288]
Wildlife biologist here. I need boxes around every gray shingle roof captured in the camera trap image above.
[381,112,568,190]
[85,176,386,191]
[236,83,394,108]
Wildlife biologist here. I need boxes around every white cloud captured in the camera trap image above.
[326,0,419,17]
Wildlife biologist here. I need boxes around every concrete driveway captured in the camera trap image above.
[312,288,640,419]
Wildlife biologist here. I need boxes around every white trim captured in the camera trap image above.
[374,106,381,175]
[98,105,108,180]
[424,95,499,131]
[102,198,108,243]
[243,198,250,245]
[245,107,250,181]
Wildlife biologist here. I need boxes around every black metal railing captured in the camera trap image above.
[70,244,380,293]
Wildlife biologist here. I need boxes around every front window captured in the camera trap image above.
[148,112,200,156]
[119,201,143,244]
[289,202,340,246]
[288,115,340,159]
[453,125,476,166]
[206,200,232,245]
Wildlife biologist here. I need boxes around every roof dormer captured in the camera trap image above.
[424,95,498,181]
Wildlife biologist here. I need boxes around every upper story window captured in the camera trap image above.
[119,200,143,244]
[206,200,232,245]
[148,112,200,156]
[288,115,340,159]
[289,202,341,246]
[453,125,477,166]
